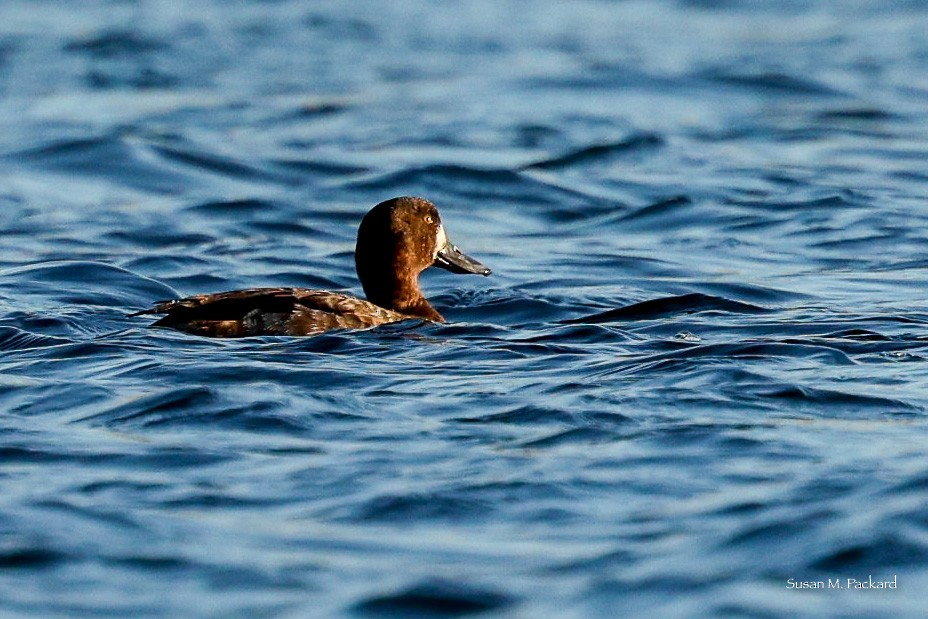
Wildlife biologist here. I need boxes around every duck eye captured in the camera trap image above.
[425,215,434,224]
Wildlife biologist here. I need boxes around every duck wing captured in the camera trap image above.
[130,287,301,318]
[130,287,408,337]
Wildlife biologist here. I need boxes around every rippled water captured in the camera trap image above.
[2,1,928,617]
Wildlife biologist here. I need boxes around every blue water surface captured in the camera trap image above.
[2,1,928,617]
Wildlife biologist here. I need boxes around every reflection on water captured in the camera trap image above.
[2,0,928,616]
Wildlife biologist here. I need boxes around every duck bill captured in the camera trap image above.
[435,243,491,276]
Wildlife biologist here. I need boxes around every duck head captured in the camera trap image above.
[355,196,490,320]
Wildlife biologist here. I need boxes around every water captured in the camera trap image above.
[2,0,928,616]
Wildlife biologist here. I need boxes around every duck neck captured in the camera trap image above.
[365,270,445,322]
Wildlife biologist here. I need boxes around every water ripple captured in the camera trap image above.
[2,1,927,617]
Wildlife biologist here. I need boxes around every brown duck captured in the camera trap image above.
[131,196,491,337]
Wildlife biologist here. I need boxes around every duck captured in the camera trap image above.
[130,196,491,337]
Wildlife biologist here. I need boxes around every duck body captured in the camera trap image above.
[136,287,409,337]
[131,197,491,337]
